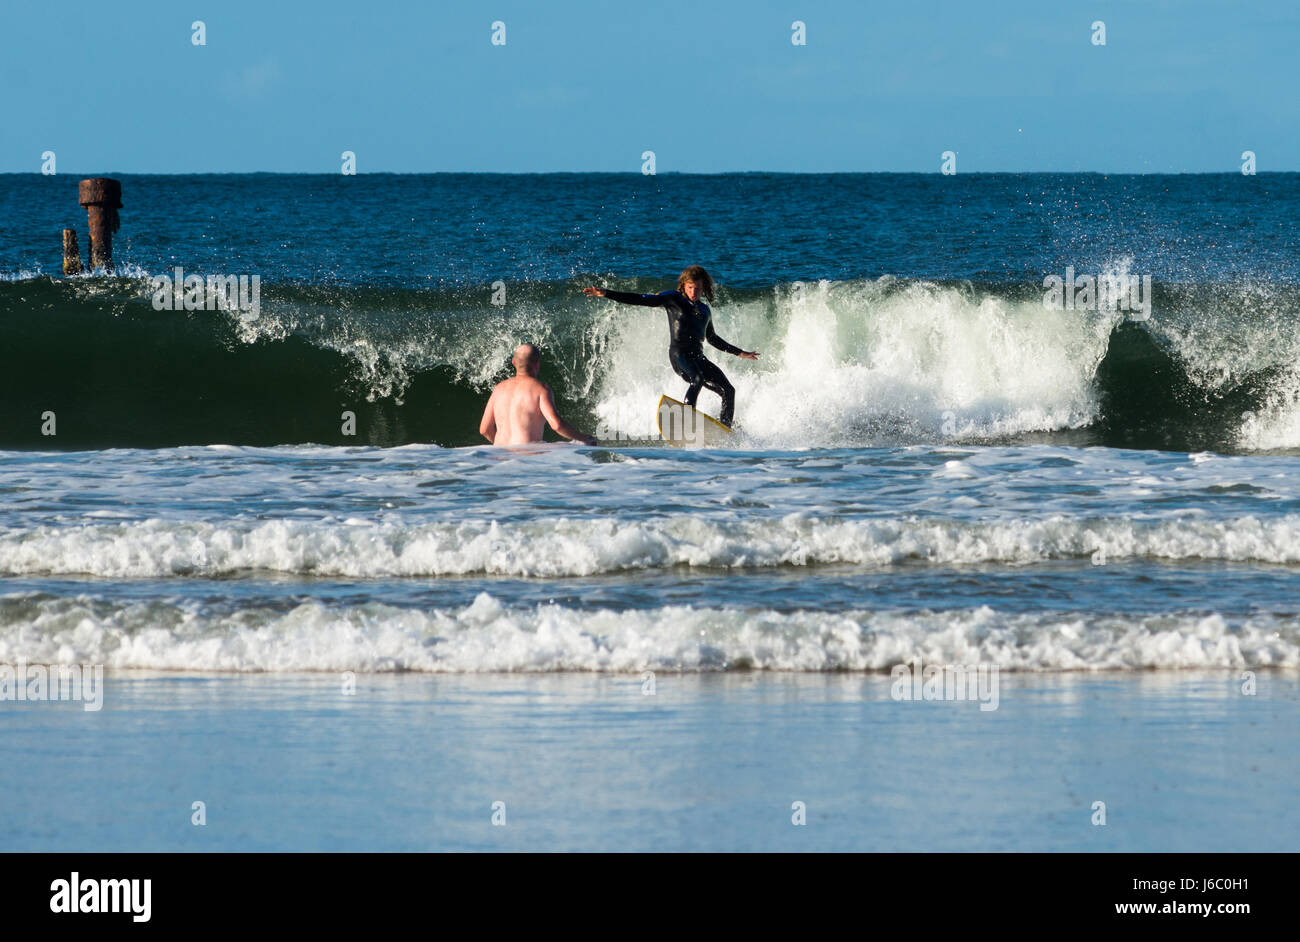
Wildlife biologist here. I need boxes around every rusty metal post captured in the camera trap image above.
[62,229,83,275]
[78,177,122,271]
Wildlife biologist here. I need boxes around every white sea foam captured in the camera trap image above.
[1,592,1294,673]
[594,278,1118,447]
[0,267,46,281]
[4,513,1300,578]
[1239,363,1300,450]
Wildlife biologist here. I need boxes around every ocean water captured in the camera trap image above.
[6,671,1296,852]
[4,172,1300,453]
[2,442,1300,672]
[2,173,1298,850]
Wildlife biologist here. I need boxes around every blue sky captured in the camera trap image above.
[4,0,1296,173]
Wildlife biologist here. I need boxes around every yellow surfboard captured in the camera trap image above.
[656,395,734,447]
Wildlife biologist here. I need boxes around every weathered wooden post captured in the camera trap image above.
[62,228,83,275]
[78,177,122,272]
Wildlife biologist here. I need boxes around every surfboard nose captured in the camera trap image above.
[657,395,733,447]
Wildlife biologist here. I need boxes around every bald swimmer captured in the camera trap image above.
[479,344,597,446]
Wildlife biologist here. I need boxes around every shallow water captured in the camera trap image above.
[3,670,1294,852]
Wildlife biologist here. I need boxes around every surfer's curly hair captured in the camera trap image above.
[677,265,715,302]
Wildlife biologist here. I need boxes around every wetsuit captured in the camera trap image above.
[602,289,743,426]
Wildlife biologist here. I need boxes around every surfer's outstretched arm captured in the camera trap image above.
[583,287,671,307]
[705,321,742,355]
[706,321,760,360]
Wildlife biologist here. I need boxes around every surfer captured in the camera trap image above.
[584,266,758,427]
[479,344,597,446]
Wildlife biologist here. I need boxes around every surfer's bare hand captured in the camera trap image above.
[738,351,760,360]
[582,286,606,298]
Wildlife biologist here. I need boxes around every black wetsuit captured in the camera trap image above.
[602,289,743,426]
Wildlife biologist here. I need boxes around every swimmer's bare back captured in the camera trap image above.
[479,375,596,446]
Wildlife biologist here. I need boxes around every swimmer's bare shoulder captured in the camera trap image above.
[536,379,596,445]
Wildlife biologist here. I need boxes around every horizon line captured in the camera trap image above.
[3,169,1294,177]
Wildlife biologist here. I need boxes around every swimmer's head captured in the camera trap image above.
[677,265,714,303]
[512,343,540,376]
